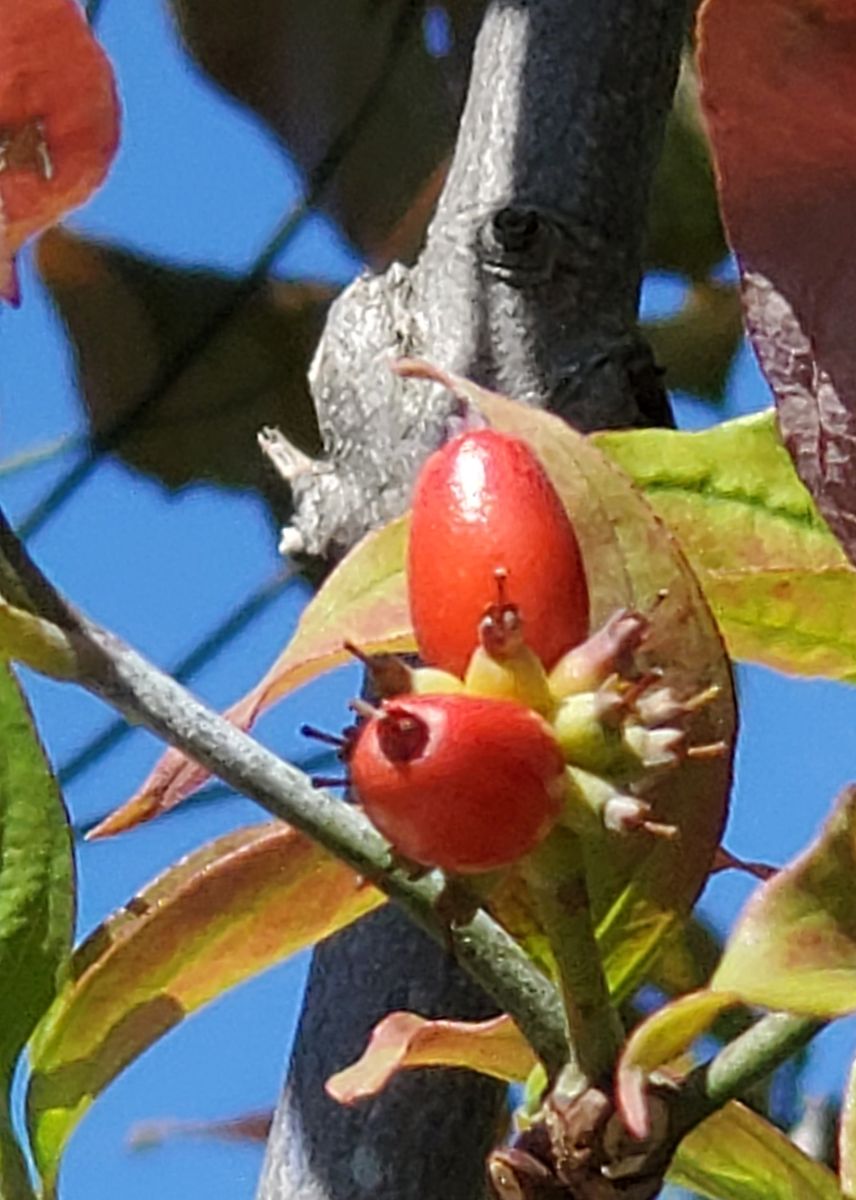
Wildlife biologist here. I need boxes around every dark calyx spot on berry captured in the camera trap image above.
[376,707,430,763]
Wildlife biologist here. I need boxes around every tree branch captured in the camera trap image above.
[675,1012,824,1139]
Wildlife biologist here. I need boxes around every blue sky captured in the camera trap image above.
[2,3,855,1197]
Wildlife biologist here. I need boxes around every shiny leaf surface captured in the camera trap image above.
[670,1101,842,1200]
[597,413,856,682]
[0,665,73,1084]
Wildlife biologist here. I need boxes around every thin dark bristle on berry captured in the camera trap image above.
[300,723,347,748]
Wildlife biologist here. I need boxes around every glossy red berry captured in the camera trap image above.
[407,429,589,677]
[350,693,566,873]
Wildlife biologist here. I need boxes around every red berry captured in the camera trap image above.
[350,694,566,873]
[408,429,589,677]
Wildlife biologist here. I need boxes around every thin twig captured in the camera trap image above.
[18,0,423,541]
[524,828,624,1087]
[675,1012,824,1139]
[59,566,299,786]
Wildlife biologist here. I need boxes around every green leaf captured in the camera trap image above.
[618,785,856,1137]
[0,666,72,1200]
[670,1102,842,1200]
[0,665,74,1083]
[0,1095,37,1200]
[596,411,856,682]
[26,822,383,1190]
[0,602,78,680]
[617,989,739,1136]
[38,228,332,497]
[89,514,413,837]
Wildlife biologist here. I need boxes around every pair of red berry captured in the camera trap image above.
[348,427,591,875]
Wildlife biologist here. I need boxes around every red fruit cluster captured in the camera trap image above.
[336,424,716,877]
[348,428,587,874]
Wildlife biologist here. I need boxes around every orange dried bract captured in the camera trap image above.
[0,0,119,302]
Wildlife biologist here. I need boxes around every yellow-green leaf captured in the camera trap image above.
[617,990,738,1136]
[596,411,856,682]
[619,785,856,1139]
[0,600,78,680]
[27,823,383,1191]
[712,786,856,1013]
[670,1102,842,1200]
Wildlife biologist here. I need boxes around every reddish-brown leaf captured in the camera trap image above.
[698,0,856,562]
[0,0,119,302]
[326,1013,535,1105]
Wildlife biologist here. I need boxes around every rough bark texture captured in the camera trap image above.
[258,1,688,1197]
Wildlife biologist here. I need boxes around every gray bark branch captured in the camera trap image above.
[262,0,688,1196]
